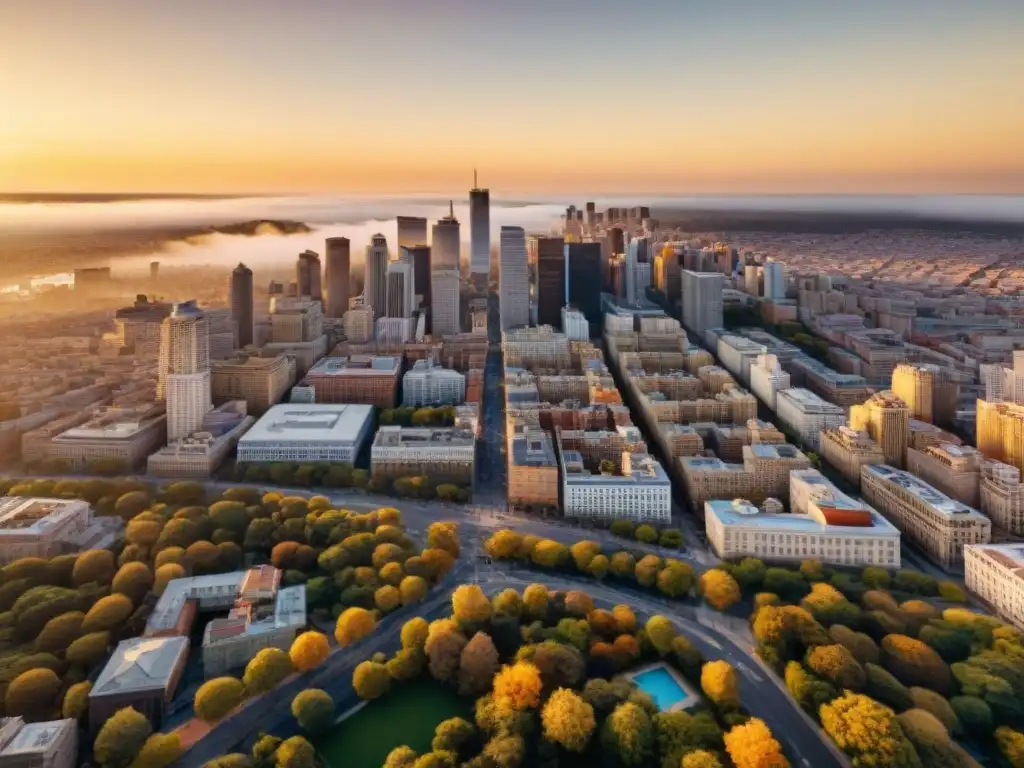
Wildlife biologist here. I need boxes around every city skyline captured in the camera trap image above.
[2,0,1023,195]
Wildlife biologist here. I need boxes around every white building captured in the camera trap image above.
[561,451,671,523]
[147,402,254,478]
[775,387,846,451]
[158,301,213,442]
[561,307,589,341]
[763,261,786,299]
[376,316,415,346]
[469,178,490,280]
[431,269,461,337]
[964,544,1024,632]
[403,359,466,406]
[236,403,374,464]
[499,226,530,331]
[717,335,767,385]
[681,271,724,338]
[750,354,791,409]
[0,497,96,564]
[705,494,900,568]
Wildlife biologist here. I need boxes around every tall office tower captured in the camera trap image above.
[396,216,428,254]
[763,261,786,299]
[402,245,432,310]
[296,250,322,300]
[386,260,414,318]
[158,301,212,442]
[229,263,254,348]
[432,202,461,271]
[364,234,389,318]
[566,242,602,324]
[892,363,938,423]
[533,236,566,329]
[608,227,625,256]
[585,202,596,229]
[469,171,490,283]
[325,237,351,318]
[681,271,724,337]
[150,261,160,280]
[431,269,461,337]
[606,208,620,224]
[850,391,910,468]
[499,226,530,331]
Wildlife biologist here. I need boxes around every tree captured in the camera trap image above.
[493,662,543,712]
[828,624,880,665]
[724,718,790,768]
[72,548,116,586]
[645,615,676,655]
[820,692,921,768]
[112,561,154,606]
[34,610,85,653]
[154,563,186,597]
[458,632,500,696]
[400,575,429,606]
[881,634,953,694]
[995,727,1024,768]
[420,548,456,580]
[601,702,654,767]
[482,733,525,768]
[492,588,523,618]
[542,688,596,752]
[610,551,637,579]
[862,566,892,590]
[81,593,134,634]
[402,617,430,651]
[375,585,401,613]
[532,540,569,569]
[659,528,684,549]
[610,520,636,538]
[635,554,662,588]
[564,590,595,618]
[425,621,468,683]
[699,569,741,612]
[432,717,476,756]
[62,680,92,720]
[486,530,523,560]
[570,540,602,572]
[94,707,153,768]
[612,604,637,633]
[909,687,961,735]
[335,607,377,647]
[801,583,860,628]
[5,667,61,718]
[681,751,724,768]
[244,647,294,695]
[131,732,183,768]
[522,584,549,620]
[353,660,392,699]
[785,661,837,715]
[66,630,111,667]
[452,584,492,628]
[589,554,610,579]
[949,696,992,736]
[805,644,866,690]
[518,640,586,692]
[114,491,151,521]
[634,524,658,544]
[195,677,247,722]
[275,736,315,768]
[865,663,914,712]
[427,521,460,557]
[388,647,425,681]
[701,661,740,711]
[289,631,329,672]
[384,746,418,768]
[657,562,694,598]
[763,568,810,602]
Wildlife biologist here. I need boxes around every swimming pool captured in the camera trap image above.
[630,664,698,712]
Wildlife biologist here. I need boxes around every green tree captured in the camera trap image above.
[291,689,335,734]
[909,687,961,735]
[94,707,153,768]
[195,677,247,722]
[645,615,677,655]
[949,696,992,736]
[601,702,654,767]
[861,566,892,590]
[785,661,837,715]
[634,524,658,544]
[432,717,476,755]
[865,662,914,712]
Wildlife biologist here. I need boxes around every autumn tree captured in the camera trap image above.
[656,561,694,598]
[485,530,522,560]
[275,736,315,768]
[132,732,183,768]
[289,631,330,672]
[881,634,953,695]
[829,624,880,665]
[62,681,92,720]
[458,631,500,697]
[542,688,596,752]
[401,617,430,651]
[681,751,724,768]
[244,647,295,695]
[400,575,429,606]
[820,692,920,768]
[375,585,401,613]
[66,630,112,667]
[601,702,654,767]
[94,707,153,768]
[645,615,677,655]
[452,584,492,629]
[724,718,790,768]
[195,677,247,722]
[353,660,392,699]
[335,606,377,647]
[701,661,740,712]
[805,644,866,690]
[425,620,468,683]
[785,662,837,715]
[493,662,543,712]
[699,569,741,612]
[34,610,84,653]
[491,588,523,618]
[73,548,116,586]
[5,667,61,718]
[612,604,637,633]
[635,554,662,588]
[522,584,549,621]
[995,727,1024,768]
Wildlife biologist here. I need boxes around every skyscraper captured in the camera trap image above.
[608,227,625,256]
[533,236,566,329]
[397,216,428,254]
[401,245,431,311]
[325,237,351,318]
[499,226,530,331]
[432,203,460,271]
[158,301,212,442]
[585,202,596,229]
[566,242,602,325]
[469,171,490,283]
[229,263,254,348]
[681,271,724,338]
[296,250,322,300]
[364,234,389,318]
[763,261,786,299]
[386,260,414,319]
[431,269,460,337]
[850,391,910,468]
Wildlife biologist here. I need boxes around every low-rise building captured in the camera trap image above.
[905,443,982,508]
[0,497,119,565]
[45,405,167,471]
[147,401,253,478]
[775,388,847,451]
[304,355,402,407]
[861,463,991,570]
[88,635,189,729]
[237,403,374,464]
[0,717,77,768]
[741,443,811,500]
[212,355,296,414]
[819,426,885,488]
[680,456,756,509]
[964,544,1024,632]
[749,354,791,409]
[507,426,559,511]
[561,450,671,523]
[371,426,475,484]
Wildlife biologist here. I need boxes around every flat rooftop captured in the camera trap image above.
[863,464,989,520]
[745,443,805,460]
[706,499,900,536]
[240,404,374,445]
[0,719,74,756]
[511,433,557,468]
[307,356,401,376]
[57,410,164,441]
[776,387,846,412]
[146,571,246,633]
[373,426,475,448]
[0,497,87,535]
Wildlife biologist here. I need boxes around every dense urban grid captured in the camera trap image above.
[0,189,1023,768]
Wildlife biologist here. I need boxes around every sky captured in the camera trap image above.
[2,0,1023,195]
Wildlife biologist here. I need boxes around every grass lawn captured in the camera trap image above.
[316,679,473,768]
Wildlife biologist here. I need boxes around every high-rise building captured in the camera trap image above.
[229,263,254,348]
[396,216,428,253]
[892,363,936,423]
[763,261,786,299]
[159,301,212,442]
[325,237,351,318]
[499,226,530,331]
[532,236,566,329]
[150,261,160,279]
[431,269,461,337]
[432,203,461,271]
[469,172,490,281]
[386,260,414,319]
[585,202,596,228]
[402,245,431,311]
[681,271,724,338]
[608,227,625,256]
[296,250,322,300]
[850,391,910,468]
[364,234,389,318]
[566,242,602,325]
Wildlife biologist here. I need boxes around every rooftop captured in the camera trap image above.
[968,543,1024,581]
[745,443,806,460]
[56,406,166,441]
[240,404,374,445]
[863,464,990,520]
[146,571,247,634]
[0,497,88,535]
[90,636,189,697]
[706,498,900,536]
[373,426,475,448]
[776,387,846,413]
[307,355,401,376]
[0,719,75,756]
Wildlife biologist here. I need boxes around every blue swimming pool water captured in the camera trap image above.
[632,666,692,711]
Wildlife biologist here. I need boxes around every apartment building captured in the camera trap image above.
[741,443,811,500]
[964,544,1024,632]
[0,497,98,565]
[507,426,559,511]
[708,420,786,462]
[788,356,870,407]
[774,388,846,451]
[861,464,991,571]
[717,335,767,384]
[680,456,757,509]
[371,426,475,483]
[749,354,791,409]
[502,326,572,370]
[561,450,671,523]
[905,443,982,508]
[212,355,296,414]
[304,355,402,408]
[819,426,885,488]
[979,460,1024,535]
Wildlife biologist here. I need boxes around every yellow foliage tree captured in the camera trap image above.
[129,732,182,768]
[352,660,391,700]
[493,662,543,712]
[289,631,330,672]
[335,607,377,647]
[452,584,492,627]
[699,569,742,612]
[612,604,637,634]
[541,688,596,753]
[701,660,741,711]
[724,718,790,768]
